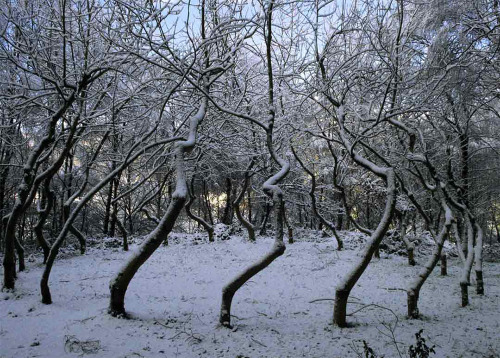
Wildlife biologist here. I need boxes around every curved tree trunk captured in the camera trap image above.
[108,97,208,316]
[34,181,54,263]
[333,170,396,327]
[233,160,256,242]
[219,1,289,328]
[292,147,343,250]
[333,106,396,327]
[185,174,214,242]
[40,128,179,303]
[407,201,454,318]
[3,96,76,289]
[220,189,287,327]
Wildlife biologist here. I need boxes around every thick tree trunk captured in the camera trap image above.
[109,195,186,316]
[219,4,288,327]
[334,171,395,326]
[108,97,207,316]
[4,95,79,289]
[220,191,286,327]
[39,129,182,303]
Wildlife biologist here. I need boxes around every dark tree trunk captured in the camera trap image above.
[34,179,54,263]
[221,177,234,225]
[259,202,271,236]
[103,181,113,235]
[440,253,447,276]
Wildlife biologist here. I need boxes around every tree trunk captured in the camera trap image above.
[233,162,256,242]
[34,179,54,263]
[220,191,286,328]
[103,181,113,235]
[221,177,233,225]
[334,170,396,327]
[39,128,182,303]
[108,97,207,316]
[186,180,214,242]
[474,224,483,295]
[460,216,475,307]
[115,215,128,251]
[440,253,447,276]
[407,202,453,318]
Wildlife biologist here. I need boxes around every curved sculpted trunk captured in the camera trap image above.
[220,186,287,327]
[4,93,80,289]
[333,106,396,327]
[219,0,290,328]
[40,130,182,303]
[108,98,207,316]
[333,170,396,327]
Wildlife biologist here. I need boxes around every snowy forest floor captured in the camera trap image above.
[1,234,499,358]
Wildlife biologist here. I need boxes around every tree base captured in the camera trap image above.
[407,290,419,318]
[333,289,349,327]
[108,308,130,319]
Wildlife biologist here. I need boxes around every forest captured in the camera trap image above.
[1,0,499,357]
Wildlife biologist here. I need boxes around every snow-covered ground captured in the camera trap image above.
[1,235,499,358]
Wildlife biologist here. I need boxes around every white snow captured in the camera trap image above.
[1,235,499,358]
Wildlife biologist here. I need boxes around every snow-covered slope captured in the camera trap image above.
[1,236,499,357]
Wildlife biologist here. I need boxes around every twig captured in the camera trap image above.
[251,337,268,347]
[309,298,335,303]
